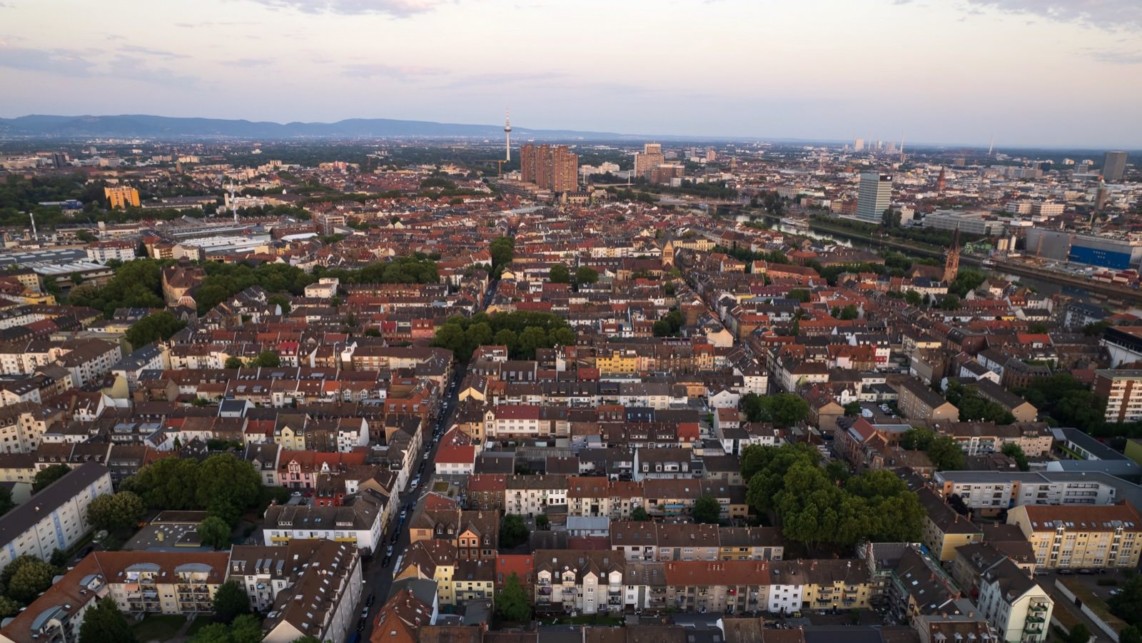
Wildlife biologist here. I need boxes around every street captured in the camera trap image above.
[355,284,483,640]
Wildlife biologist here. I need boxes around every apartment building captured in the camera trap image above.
[101,551,229,616]
[934,471,1123,514]
[1094,368,1142,423]
[917,488,984,562]
[259,541,362,643]
[503,474,567,516]
[534,550,625,614]
[893,378,959,423]
[1007,503,1142,569]
[262,490,386,554]
[0,462,112,573]
[0,552,106,643]
[976,558,1053,643]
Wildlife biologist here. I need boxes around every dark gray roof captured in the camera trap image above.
[0,463,109,549]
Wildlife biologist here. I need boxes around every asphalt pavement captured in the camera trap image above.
[355,343,471,640]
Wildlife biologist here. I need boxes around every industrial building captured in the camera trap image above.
[1025,227,1142,269]
[923,210,1008,236]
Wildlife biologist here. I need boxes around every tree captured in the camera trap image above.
[843,402,861,417]
[0,486,13,517]
[938,294,961,310]
[904,290,923,306]
[248,350,280,368]
[195,454,264,526]
[548,264,570,284]
[212,580,251,624]
[0,596,20,618]
[1061,623,1091,643]
[926,435,966,471]
[740,393,809,427]
[535,514,550,530]
[495,572,532,623]
[224,356,244,369]
[882,208,901,228]
[198,516,232,550]
[7,558,56,603]
[692,495,721,524]
[575,266,598,285]
[190,614,263,643]
[33,464,72,492]
[489,236,514,276]
[1121,626,1142,643]
[630,507,651,521]
[124,311,186,348]
[1110,575,1142,627]
[87,491,145,533]
[499,514,529,549]
[1001,443,1030,471]
[79,598,136,643]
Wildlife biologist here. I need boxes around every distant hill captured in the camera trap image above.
[0,114,627,140]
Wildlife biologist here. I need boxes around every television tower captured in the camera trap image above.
[503,111,512,162]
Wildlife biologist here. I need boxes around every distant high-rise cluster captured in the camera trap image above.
[104,186,140,209]
[1103,150,1127,183]
[856,172,892,223]
[634,143,665,179]
[520,144,578,193]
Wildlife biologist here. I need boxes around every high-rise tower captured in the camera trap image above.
[936,167,947,193]
[1103,151,1127,183]
[856,172,893,223]
[504,112,512,162]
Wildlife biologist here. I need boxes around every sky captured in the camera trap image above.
[1,0,1140,148]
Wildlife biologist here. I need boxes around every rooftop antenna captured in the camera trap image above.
[504,111,512,163]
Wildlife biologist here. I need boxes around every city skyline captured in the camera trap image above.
[1,0,1141,147]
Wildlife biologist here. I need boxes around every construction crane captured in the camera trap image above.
[495,160,505,178]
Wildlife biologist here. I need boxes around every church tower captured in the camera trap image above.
[944,227,961,283]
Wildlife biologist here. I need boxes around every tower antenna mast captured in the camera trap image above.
[504,111,512,163]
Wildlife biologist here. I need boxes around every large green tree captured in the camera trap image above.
[489,236,514,276]
[0,486,13,517]
[548,264,570,284]
[212,580,251,624]
[1110,575,1142,627]
[33,464,72,492]
[692,495,721,524]
[190,614,263,643]
[739,393,809,427]
[87,491,146,534]
[123,454,262,526]
[499,514,529,549]
[495,572,532,623]
[198,516,232,550]
[7,558,57,603]
[79,598,136,643]
[124,311,186,348]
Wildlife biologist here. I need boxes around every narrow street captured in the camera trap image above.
[355,276,496,640]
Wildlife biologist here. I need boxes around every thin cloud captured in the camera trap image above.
[0,45,95,77]
[436,71,569,90]
[1088,49,1142,64]
[246,0,452,17]
[964,0,1142,30]
[230,57,274,67]
[118,44,188,59]
[342,63,447,79]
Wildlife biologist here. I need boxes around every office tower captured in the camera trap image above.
[1103,151,1127,182]
[856,172,893,223]
[104,186,140,209]
[944,227,961,283]
[706,148,717,162]
[634,143,665,179]
[853,138,864,153]
[519,144,578,193]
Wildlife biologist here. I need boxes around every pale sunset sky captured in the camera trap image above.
[1,0,1140,147]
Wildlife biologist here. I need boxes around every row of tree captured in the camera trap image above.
[740,393,810,428]
[121,453,263,526]
[742,444,923,549]
[433,311,576,362]
[899,427,966,470]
